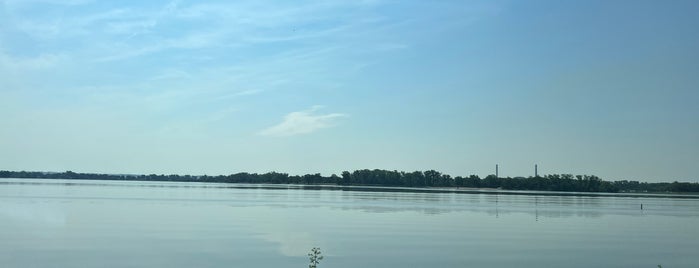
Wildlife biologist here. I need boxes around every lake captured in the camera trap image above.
[1,178,698,268]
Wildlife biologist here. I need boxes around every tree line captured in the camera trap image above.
[1,169,698,193]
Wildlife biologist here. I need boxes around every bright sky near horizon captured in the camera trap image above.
[1,0,698,182]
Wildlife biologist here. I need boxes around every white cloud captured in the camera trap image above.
[259,106,347,137]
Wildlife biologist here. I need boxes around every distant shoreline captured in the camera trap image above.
[2,176,699,199]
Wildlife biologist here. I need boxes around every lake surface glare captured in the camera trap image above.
[1,179,698,268]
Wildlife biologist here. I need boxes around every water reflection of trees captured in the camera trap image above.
[5,179,698,219]
[264,189,699,219]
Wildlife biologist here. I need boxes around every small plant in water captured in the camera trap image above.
[308,247,323,268]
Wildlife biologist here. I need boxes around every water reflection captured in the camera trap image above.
[2,179,698,221]
[228,187,695,219]
[0,202,66,226]
[2,179,699,268]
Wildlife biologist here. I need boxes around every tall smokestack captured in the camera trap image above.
[535,164,538,177]
[496,164,499,178]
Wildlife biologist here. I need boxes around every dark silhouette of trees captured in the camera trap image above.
[0,169,697,193]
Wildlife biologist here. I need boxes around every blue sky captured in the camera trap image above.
[1,0,697,182]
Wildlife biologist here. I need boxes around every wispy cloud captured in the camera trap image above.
[259,106,347,137]
[0,52,66,71]
[214,89,264,100]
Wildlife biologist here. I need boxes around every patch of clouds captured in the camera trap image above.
[148,69,192,81]
[0,51,66,72]
[214,89,264,100]
[260,106,347,137]
[2,0,93,8]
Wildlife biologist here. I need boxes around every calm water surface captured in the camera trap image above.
[1,179,698,267]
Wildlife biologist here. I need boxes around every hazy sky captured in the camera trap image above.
[1,0,698,182]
